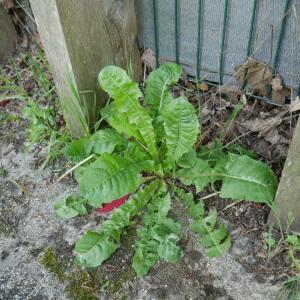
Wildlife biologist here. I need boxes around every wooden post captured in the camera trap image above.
[30,0,141,137]
[268,119,300,231]
[0,5,18,64]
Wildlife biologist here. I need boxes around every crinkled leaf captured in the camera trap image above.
[176,158,213,192]
[75,231,118,267]
[220,155,278,204]
[162,97,199,165]
[157,237,183,262]
[76,153,150,207]
[190,209,218,235]
[205,234,231,257]
[101,103,143,141]
[178,150,197,168]
[187,201,205,219]
[64,137,93,163]
[144,63,182,111]
[98,66,157,160]
[54,195,87,219]
[199,223,228,247]
[91,128,127,155]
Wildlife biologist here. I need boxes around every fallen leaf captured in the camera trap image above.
[197,82,209,92]
[271,76,283,92]
[289,96,300,113]
[141,48,156,70]
[0,0,14,10]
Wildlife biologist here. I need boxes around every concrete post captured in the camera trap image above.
[0,5,18,64]
[268,120,300,231]
[30,0,141,137]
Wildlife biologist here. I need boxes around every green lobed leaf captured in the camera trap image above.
[220,154,278,204]
[98,66,158,161]
[54,195,87,219]
[75,180,161,268]
[144,63,182,111]
[162,97,199,166]
[76,153,152,207]
[205,234,231,257]
[176,158,213,193]
[157,237,183,263]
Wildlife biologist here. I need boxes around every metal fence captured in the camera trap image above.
[136,0,300,94]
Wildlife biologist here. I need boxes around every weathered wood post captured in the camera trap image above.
[268,119,300,231]
[0,5,18,64]
[30,0,141,137]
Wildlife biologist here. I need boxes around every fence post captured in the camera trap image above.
[268,120,300,231]
[30,0,141,137]
[0,5,18,64]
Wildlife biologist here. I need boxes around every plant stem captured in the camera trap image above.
[56,154,95,182]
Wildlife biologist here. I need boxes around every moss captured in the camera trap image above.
[66,270,98,300]
[40,247,67,282]
[40,247,102,300]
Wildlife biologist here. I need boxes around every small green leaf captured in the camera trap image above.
[190,209,217,235]
[157,237,183,262]
[205,234,231,257]
[64,137,93,163]
[199,223,228,247]
[187,201,205,219]
[54,195,87,219]
[132,246,158,277]
[176,158,213,192]
[75,231,118,267]
[177,150,197,168]
[144,63,182,111]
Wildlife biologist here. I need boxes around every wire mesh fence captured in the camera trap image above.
[136,0,300,94]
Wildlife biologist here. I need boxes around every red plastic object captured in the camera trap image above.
[97,194,129,214]
[0,100,10,107]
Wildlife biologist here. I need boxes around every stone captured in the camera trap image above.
[0,5,18,64]
[30,0,141,137]
[268,119,300,231]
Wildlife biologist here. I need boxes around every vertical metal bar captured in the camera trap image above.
[196,0,202,79]
[241,0,258,90]
[152,0,159,67]
[271,0,290,76]
[175,0,180,64]
[219,0,229,85]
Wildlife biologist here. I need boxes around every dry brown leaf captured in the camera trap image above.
[0,0,14,10]
[241,116,288,144]
[271,76,283,92]
[235,58,272,96]
[289,96,300,113]
[197,82,209,92]
[141,48,156,70]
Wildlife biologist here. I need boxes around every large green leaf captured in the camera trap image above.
[144,63,182,111]
[54,195,87,219]
[75,180,161,268]
[220,155,278,204]
[98,66,157,160]
[91,128,127,155]
[64,137,93,163]
[162,97,199,166]
[76,153,151,207]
